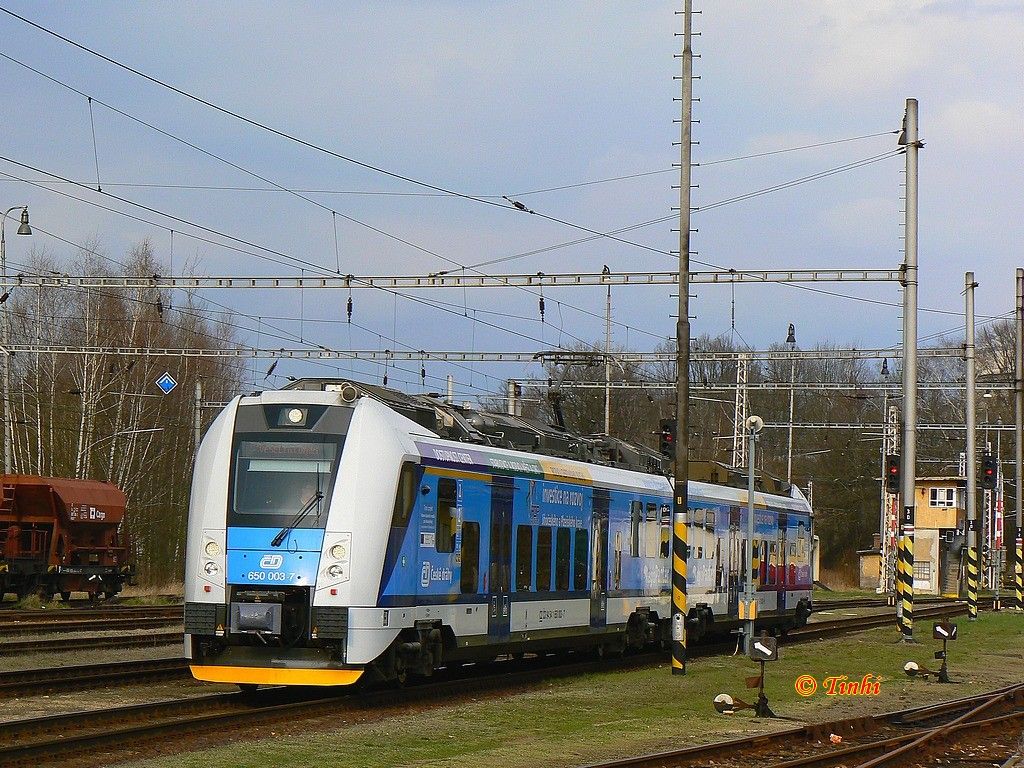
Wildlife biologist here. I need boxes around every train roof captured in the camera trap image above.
[274,378,805,508]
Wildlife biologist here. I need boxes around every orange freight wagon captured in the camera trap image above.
[0,475,133,601]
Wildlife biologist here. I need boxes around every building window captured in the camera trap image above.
[913,560,931,583]
[929,488,955,508]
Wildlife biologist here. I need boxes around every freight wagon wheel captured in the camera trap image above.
[59,592,71,602]
[238,683,259,695]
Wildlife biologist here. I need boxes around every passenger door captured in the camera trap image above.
[590,488,609,629]
[727,507,740,617]
[487,477,513,642]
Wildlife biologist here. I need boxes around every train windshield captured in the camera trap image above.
[230,437,342,522]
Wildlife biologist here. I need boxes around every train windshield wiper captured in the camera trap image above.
[271,490,323,547]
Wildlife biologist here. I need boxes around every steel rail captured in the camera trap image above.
[0,616,181,635]
[0,630,181,654]
[0,657,188,698]
[578,683,1024,768]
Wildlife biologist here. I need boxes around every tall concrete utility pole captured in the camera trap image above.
[898,98,921,640]
[194,378,203,455]
[1016,268,1023,610]
[671,0,693,676]
[965,273,979,620]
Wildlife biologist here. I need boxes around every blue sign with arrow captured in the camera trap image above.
[156,372,178,395]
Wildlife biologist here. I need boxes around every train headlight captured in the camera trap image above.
[327,564,344,578]
[204,561,220,576]
[330,543,348,560]
[204,541,221,557]
[287,408,305,424]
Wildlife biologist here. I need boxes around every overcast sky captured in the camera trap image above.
[0,1,1020,400]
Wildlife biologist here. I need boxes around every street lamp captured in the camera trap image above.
[1,206,31,475]
[786,324,796,484]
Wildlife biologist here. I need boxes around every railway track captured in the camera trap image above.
[0,604,181,624]
[0,630,181,655]
[578,683,1024,767]
[0,602,974,766]
[0,657,189,698]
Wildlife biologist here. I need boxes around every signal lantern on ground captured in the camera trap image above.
[659,418,677,458]
[885,454,900,494]
[980,452,996,490]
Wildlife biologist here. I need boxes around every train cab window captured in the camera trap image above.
[555,527,571,590]
[645,502,659,558]
[391,462,416,528]
[629,501,642,557]
[460,521,480,594]
[436,479,457,553]
[515,525,533,591]
[573,529,588,590]
[536,526,552,592]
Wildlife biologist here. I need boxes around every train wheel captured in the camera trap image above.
[103,591,117,600]
[60,591,71,602]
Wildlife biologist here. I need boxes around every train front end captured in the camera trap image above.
[184,390,372,687]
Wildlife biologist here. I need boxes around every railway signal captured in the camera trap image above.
[931,620,956,683]
[980,452,996,491]
[746,632,778,718]
[658,418,676,458]
[885,454,900,494]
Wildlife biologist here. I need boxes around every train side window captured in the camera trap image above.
[515,525,533,591]
[391,462,416,528]
[645,502,659,558]
[629,500,642,557]
[460,521,480,594]
[436,478,457,553]
[705,509,715,531]
[555,527,571,590]
[660,504,670,558]
[573,529,588,590]
[536,526,552,592]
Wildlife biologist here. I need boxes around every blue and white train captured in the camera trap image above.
[184,380,813,688]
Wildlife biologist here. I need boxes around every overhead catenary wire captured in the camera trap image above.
[0,51,666,349]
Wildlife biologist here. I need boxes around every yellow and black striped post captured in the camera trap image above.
[899,524,915,638]
[966,544,979,620]
[894,537,905,628]
[671,503,688,674]
[1015,536,1023,611]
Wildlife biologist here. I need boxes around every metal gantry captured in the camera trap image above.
[0,268,905,291]
[0,345,964,362]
